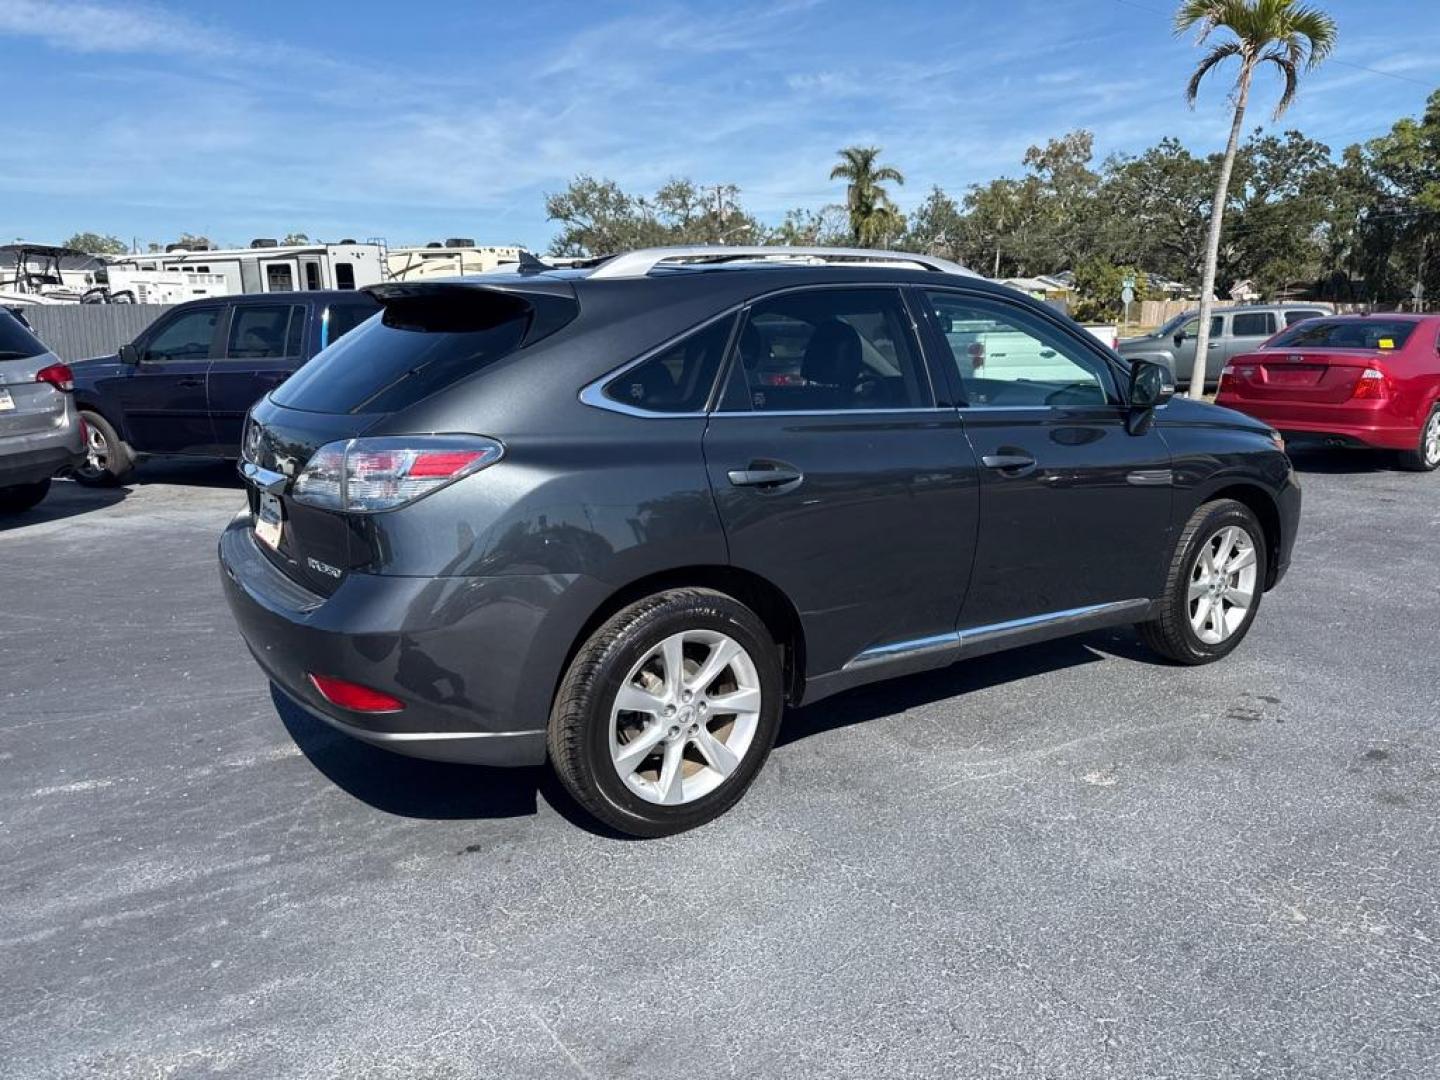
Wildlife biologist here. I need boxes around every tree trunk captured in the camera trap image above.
[1189,60,1254,400]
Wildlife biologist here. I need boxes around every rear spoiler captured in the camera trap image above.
[363,280,578,345]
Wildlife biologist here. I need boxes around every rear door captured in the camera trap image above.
[702,286,980,676]
[916,288,1173,629]
[207,300,308,452]
[112,304,221,453]
[1221,310,1278,375]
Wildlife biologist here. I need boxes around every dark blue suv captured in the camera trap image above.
[71,291,378,484]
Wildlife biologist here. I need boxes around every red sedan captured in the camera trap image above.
[1216,313,1440,472]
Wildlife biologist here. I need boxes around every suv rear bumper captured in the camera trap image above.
[218,512,580,767]
[0,440,86,488]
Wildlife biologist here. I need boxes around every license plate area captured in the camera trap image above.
[254,490,283,549]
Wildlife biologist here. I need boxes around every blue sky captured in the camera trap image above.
[1,0,1435,252]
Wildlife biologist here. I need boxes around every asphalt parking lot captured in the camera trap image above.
[3,453,1438,1079]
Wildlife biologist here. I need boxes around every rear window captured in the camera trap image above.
[1270,319,1418,351]
[271,289,573,414]
[0,309,48,360]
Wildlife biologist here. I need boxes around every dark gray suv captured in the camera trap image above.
[221,246,1301,836]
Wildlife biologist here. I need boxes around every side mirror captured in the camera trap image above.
[1173,332,1185,347]
[1129,359,1175,410]
[118,343,141,365]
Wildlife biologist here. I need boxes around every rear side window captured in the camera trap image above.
[321,303,377,348]
[724,288,931,412]
[603,315,735,414]
[0,310,46,360]
[226,304,302,359]
[272,290,568,414]
[1270,319,1418,350]
[1232,312,1275,337]
[1285,310,1323,327]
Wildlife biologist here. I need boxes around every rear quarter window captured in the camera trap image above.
[0,310,47,360]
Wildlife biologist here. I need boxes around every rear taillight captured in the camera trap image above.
[1350,368,1390,400]
[292,435,503,513]
[1217,365,1236,394]
[308,674,405,713]
[35,363,74,391]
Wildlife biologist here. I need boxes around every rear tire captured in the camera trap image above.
[548,588,784,837]
[1138,499,1267,665]
[1396,406,1440,473]
[73,410,133,486]
[0,478,51,514]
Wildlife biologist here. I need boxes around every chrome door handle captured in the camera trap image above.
[981,453,1036,470]
[728,462,804,488]
[1207,342,1221,349]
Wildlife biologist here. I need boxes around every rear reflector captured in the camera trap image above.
[35,362,74,391]
[1351,368,1390,400]
[308,673,405,713]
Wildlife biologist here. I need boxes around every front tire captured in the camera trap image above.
[1396,406,1440,473]
[1138,499,1267,665]
[548,588,784,837]
[0,478,51,514]
[73,410,133,486]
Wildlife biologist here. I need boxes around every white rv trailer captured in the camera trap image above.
[114,241,385,296]
[386,242,523,282]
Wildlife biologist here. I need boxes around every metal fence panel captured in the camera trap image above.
[21,305,175,363]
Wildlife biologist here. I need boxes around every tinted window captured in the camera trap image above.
[1285,309,1323,327]
[225,304,299,359]
[144,308,218,362]
[303,263,321,291]
[272,292,535,414]
[0,309,47,360]
[322,303,378,348]
[604,315,734,413]
[725,288,929,412]
[923,291,1113,408]
[1179,315,1224,339]
[265,264,294,291]
[1270,318,1418,350]
[1231,312,1274,337]
[334,263,355,290]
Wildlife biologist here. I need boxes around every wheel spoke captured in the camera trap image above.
[1224,586,1252,609]
[1215,527,1238,569]
[613,721,667,774]
[1188,576,1209,601]
[692,727,740,777]
[1199,546,1216,577]
[1190,596,1212,633]
[687,637,741,695]
[659,635,685,700]
[657,739,687,804]
[1224,544,1256,574]
[614,683,667,716]
[705,686,762,715]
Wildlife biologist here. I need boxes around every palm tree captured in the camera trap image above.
[1177,0,1337,398]
[830,147,905,248]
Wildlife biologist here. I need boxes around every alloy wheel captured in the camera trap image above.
[1188,524,1258,645]
[1424,411,1440,468]
[78,423,110,480]
[609,629,763,806]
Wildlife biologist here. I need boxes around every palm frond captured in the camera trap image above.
[1186,39,1242,103]
[1262,50,1301,115]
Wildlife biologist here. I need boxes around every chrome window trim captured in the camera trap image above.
[843,599,1150,670]
[578,307,743,419]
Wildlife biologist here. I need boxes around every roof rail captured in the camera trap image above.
[587,245,975,280]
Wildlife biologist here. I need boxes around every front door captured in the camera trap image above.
[915,288,1173,631]
[207,301,307,451]
[1174,313,1225,390]
[111,304,221,453]
[702,286,980,676]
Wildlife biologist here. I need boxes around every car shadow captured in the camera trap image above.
[271,685,610,834]
[1287,446,1398,474]
[0,477,127,530]
[273,627,1162,834]
[128,458,246,488]
[776,627,1153,747]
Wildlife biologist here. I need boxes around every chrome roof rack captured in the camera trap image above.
[587,245,976,280]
